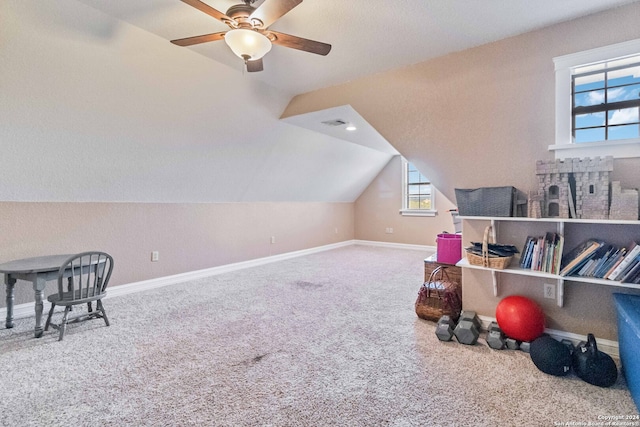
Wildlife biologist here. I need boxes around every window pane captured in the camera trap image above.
[405,161,432,211]
[408,184,431,195]
[574,73,605,92]
[408,170,421,184]
[419,197,432,210]
[574,90,605,107]
[607,65,640,86]
[408,196,432,210]
[606,56,640,70]
[608,107,639,125]
[609,124,640,140]
[607,83,640,103]
[575,128,605,143]
[408,196,421,209]
[575,112,605,128]
[574,63,605,76]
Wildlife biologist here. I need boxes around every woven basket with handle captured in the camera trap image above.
[466,225,512,270]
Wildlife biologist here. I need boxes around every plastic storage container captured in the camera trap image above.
[613,293,640,411]
[437,233,462,265]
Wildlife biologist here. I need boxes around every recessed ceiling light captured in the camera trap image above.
[345,125,357,131]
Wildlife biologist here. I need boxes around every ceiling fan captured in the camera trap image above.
[170,0,331,72]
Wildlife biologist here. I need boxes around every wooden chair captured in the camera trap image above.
[44,251,114,341]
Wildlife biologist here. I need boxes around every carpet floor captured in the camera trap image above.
[0,245,637,426]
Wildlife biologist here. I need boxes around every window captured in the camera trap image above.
[552,38,640,159]
[572,56,640,143]
[400,159,436,217]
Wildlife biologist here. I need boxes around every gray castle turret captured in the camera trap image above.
[534,156,613,219]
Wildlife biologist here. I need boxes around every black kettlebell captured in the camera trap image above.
[572,333,618,388]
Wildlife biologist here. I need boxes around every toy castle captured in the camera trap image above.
[530,156,638,220]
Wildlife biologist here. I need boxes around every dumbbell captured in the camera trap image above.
[453,311,481,345]
[486,321,506,350]
[435,315,456,341]
[520,341,531,353]
[506,337,521,350]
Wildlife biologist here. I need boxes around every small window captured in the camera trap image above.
[400,159,436,217]
[552,38,640,159]
[572,56,640,143]
[549,185,559,199]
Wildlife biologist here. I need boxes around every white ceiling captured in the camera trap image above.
[5,0,639,204]
[75,0,639,97]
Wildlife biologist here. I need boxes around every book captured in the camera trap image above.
[608,242,640,281]
[520,233,564,274]
[559,240,604,277]
[583,244,614,278]
[616,251,640,281]
[520,236,535,268]
[620,254,640,283]
[593,246,619,278]
[553,234,565,275]
[604,247,627,279]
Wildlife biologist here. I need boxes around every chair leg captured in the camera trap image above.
[87,302,93,313]
[59,306,71,341]
[97,300,109,327]
[45,302,56,331]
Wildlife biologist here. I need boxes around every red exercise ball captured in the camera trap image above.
[496,295,545,342]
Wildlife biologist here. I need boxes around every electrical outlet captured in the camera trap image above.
[270,236,276,244]
[385,227,394,234]
[151,251,159,262]
[544,283,556,299]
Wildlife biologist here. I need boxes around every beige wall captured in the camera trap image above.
[355,156,457,245]
[282,3,640,340]
[0,201,354,306]
[281,3,640,202]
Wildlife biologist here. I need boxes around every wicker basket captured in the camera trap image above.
[466,225,513,270]
[415,266,462,323]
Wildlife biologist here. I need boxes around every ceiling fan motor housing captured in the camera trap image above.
[226,3,263,29]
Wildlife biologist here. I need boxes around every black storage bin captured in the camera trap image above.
[455,186,516,217]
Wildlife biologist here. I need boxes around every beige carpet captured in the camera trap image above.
[0,245,637,426]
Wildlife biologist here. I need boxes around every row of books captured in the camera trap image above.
[558,240,640,283]
[520,233,564,274]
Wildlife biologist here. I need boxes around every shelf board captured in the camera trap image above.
[458,216,640,225]
[457,257,640,290]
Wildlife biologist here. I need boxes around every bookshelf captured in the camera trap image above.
[456,216,640,307]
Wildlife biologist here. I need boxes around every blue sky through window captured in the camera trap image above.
[573,60,640,142]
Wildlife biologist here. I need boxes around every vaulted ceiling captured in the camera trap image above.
[2,0,638,203]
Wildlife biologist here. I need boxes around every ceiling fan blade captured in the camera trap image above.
[249,0,302,29]
[246,58,264,72]
[268,30,331,56]
[170,31,227,47]
[179,0,233,24]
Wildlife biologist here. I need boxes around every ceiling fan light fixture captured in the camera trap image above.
[224,28,272,61]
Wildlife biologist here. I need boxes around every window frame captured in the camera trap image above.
[551,38,640,159]
[399,158,436,217]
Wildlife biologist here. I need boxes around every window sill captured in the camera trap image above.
[399,209,437,217]
[548,138,640,159]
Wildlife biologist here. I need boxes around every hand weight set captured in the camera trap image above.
[435,311,481,345]
[436,315,531,351]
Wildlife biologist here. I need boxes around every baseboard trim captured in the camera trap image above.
[1,241,620,356]
[1,240,354,321]
[354,240,436,252]
[477,315,619,358]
